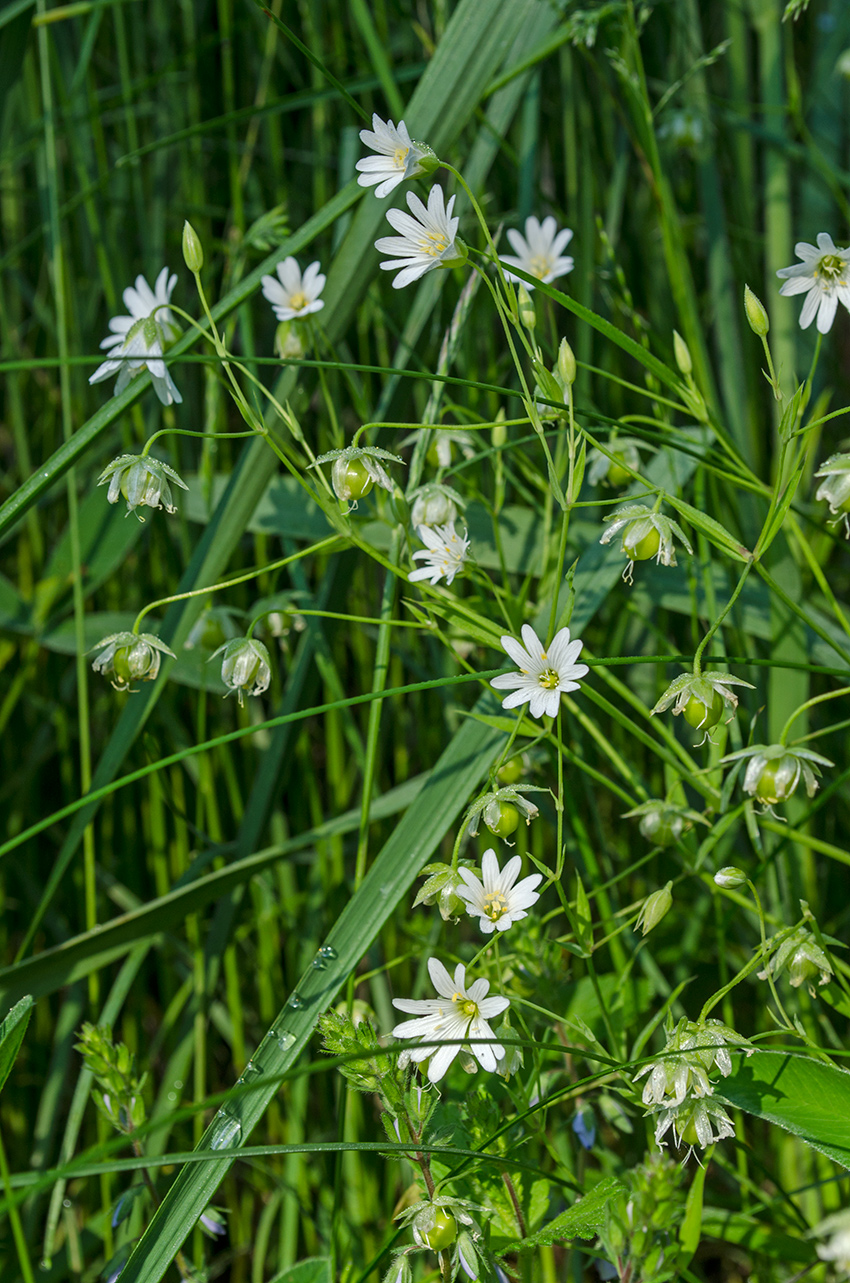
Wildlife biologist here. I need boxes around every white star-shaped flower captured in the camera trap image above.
[500,215,574,290]
[490,624,588,720]
[391,958,509,1083]
[457,849,542,935]
[375,186,463,290]
[776,232,850,333]
[409,522,470,586]
[89,267,181,405]
[261,258,326,322]
[355,114,432,198]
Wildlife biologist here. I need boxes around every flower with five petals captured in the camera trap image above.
[490,624,588,720]
[391,958,509,1083]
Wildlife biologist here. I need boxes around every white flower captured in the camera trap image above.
[409,522,470,586]
[355,114,433,198]
[89,268,182,406]
[490,624,588,720]
[391,958,509,1082]
[97,454,188,521]
[500,215,574,290]
[261,257,325,321]
[375,186,464,290]
[815,1210,850,1273]
[815,451,850,534]
[210,637,272,705]
[457,849,542,935]
[776,232,850,333]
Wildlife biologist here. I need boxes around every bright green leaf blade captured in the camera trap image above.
[118,704,504,1283]
[717,1050,850,1169]
[0,995,33,1096]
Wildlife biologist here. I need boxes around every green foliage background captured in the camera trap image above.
[2,0,850,1280]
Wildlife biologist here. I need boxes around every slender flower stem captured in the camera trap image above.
[131,535,341,634]
[779,686,850,746]
[692,561,753,676]
[140,428,255,456]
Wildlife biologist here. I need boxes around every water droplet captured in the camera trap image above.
[276,1030,296,1052]
[174,1079,183,1089]
[39,1259,52,1273]
[208,1111,242,1150]
[319,944,337,961]
[237,1060,263,1087]
[63,1198,71,1208]
[311,953,327,971]
[378,885,389,897]
[287,992,304,1010]
[167,1091,177,1102]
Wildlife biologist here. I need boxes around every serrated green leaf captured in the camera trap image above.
[502,1176,623,1250]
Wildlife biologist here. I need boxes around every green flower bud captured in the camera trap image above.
[673,329,692,376]
[182,220,204,273]
[714,866,747,888]
[636,881,673,935]
[744,284,769,336]
[517,283,536,330]
[558,336,577,386]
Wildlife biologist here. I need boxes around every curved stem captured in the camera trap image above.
[692,562,753,677]
[140,428,255,457]
[131,535,341,634]
[779,685,850,746]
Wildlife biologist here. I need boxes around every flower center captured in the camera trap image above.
[452,994,479,1019]
[816,254,846,282]
[538,667,561,690]
[528,253,552,279]
[419,231,450,258]
[483,891,508,921]
[289,290,309,312]
[393,145,410,169]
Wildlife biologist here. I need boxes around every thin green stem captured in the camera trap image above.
[779,686,850,747]
[132,536,342,634]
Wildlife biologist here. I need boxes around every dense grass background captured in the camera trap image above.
[3,0,850,1280]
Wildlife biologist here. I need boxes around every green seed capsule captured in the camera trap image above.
[606,453,633,487]
[497,758,524,785]
[623,525,661,562]
[427,440,451,468]
[486,802,520,838]
[421,1210,457,1251]
[342,459,373,499]
[755,757,796,804]
[112,646,135,684]
[683,690,724,730]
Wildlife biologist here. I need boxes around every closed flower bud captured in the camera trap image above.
[410,483,460,528]
[673,329,692,376]
[517,283,536,330]
[211,637,272,705]
[274,321,307,360]
[714,866,746,888]
[182,220,204,272]
[557,336,577,386]
[491,413,507,449]
[636,882,673,935]
[744,284,769,336]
